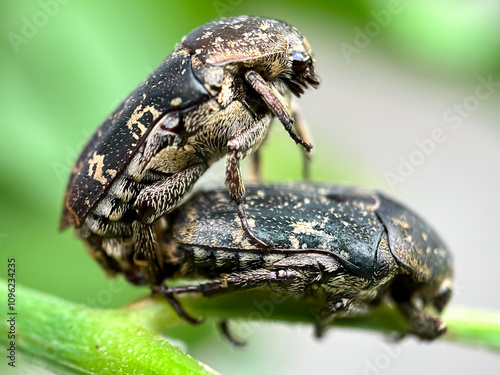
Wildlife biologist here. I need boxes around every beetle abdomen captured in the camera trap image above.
[167,245,290,279]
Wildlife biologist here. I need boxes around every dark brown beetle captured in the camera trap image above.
[159,183,453,340]
[60,16,319,291]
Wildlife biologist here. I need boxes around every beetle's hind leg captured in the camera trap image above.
[134,163,208,224]
[153,284,203,325]
[132,221,202,324]
[132,220,163,285]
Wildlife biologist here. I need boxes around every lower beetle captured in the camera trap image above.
[155,183,453,340]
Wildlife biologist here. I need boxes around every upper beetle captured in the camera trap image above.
[60,17,319,287]
[158,183,453,340]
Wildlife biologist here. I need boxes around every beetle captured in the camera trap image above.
[60,16,320,288]
[156,183,453,340]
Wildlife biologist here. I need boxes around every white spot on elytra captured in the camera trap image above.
[170,97,182,106]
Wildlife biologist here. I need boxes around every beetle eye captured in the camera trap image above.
[291,50,308,73]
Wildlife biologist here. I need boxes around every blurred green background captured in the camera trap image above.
[2,0,500,374]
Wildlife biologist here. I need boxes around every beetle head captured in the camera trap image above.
[414,264,453,314]
[282,31,320,96]
[431,276,453,313]
[181,16,320,95]
[391,270,453,317]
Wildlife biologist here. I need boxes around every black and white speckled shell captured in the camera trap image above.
[375,194,453,283]
[60,53,210,229]
[60,16,315,230]
[171,183,453,283]
[181,16,305,66]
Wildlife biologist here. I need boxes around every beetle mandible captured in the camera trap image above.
[60,16,320,288]
[157,183,453,340]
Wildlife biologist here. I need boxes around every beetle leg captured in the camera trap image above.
[290,101,314,180]
[248,149,262,183]
[245,70,312,153]
[134,163,208,224]
[314,298,350,338]
[248,118,274,183]
[397,301,447,340]
[132,220,163,285]
[153,284,203,325]
[219,321,246,347]
[226,137,270,248]
[163,264,349,337]
[237,204,270,249]
[164,267,300,297]
[157,281,245,344]
[139,113,180,173]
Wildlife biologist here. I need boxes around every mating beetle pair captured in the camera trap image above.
[61,16,318,287]
[61,16,453,341]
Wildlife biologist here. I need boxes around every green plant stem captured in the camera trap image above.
[443,306,500,352]
[0,281,218,375]
[143,290,500,353]
[1,281,499,374]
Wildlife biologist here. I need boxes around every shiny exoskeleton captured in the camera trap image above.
[158,184,453,340]
[60,17,319,287]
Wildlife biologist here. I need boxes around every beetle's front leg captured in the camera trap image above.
[245,70,312,153]
[314,298,350,338]
[397,301,446,340]
[291,101,314,180]
[134,163,208,224]
[226,137,270,248]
